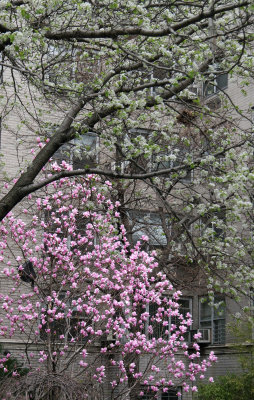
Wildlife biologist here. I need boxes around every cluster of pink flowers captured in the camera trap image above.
[0,173,216,395]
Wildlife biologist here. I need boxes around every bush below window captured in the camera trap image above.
[195,373,254,400]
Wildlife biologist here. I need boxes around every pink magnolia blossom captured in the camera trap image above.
[0,174,216,396]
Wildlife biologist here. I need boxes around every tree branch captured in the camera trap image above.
[45,1,250,40]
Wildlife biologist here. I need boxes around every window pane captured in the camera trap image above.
[139,388,180,400]
[200,301,211,321]
[203,81,215,96]
[178,299,191,318]
[139,392,154,400]
[152,149,192,183]
[216,73,228,90]
[0,53,4,84]
[72,133,98,169]
[148,303,168,339]
[214,303,225,319]
[153,159,171,171]
[128,210,170,247]
[200,321,211,329]
[200,297,226,344]
[213,319,225,344]
[171,299,191,341]
[203,72,228,96]
[162,389,179,400]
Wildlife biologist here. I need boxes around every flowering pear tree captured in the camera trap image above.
[0,173,216,399]
[0,0,253,220]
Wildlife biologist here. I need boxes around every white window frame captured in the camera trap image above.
[0,53,4,84]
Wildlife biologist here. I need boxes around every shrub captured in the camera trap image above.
[195,373,254,400]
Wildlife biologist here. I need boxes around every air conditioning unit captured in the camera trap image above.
[190,329,211,344]
[197,328,211,343]
[106,330,116,343]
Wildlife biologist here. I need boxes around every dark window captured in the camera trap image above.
[201,207,226,239]
[128,210,171,247]
[250,288,254,310]
[147,299,192,341]
[40,294,89,343]
[161,390,181,400]
[203,72,228,97]
[0,117,2,150]
[152,150,192,183]
[0,53,4,84]
[171,298,192,342]
[45,124,98,168]
[139,388,181,399]
[205,154,226,176]
[72,132,98,169]
[148,302,169,340]
[45,44,76,85]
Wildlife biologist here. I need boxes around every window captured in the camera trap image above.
[139,387,181,400]
[206,154,226,175]
[161,391,181,400]
[150,65,170,96]
[40,293,89,343]
[127,129,192,181]
[250,288,254,340]
[147,298,192,341]
[128,210,171,247]
[111,160,130,173]
[203,72,228,97]
[147,302,169,340]
[171,298,192,342]
[201,207,226,239]
[67,303,89,342]
[72,132,98,169]
[45,125,98,168]
[199,296,225,344]
[152,150,193,183]
[250,288,254,311]
[45,44,76,85]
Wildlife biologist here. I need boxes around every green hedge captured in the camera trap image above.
[195,373,254,400]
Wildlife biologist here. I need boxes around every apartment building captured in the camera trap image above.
[0,15,254,397]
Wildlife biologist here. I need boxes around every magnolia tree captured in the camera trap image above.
[0,0,254,346]
[0,1,254,303]
[0,174,216,399]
